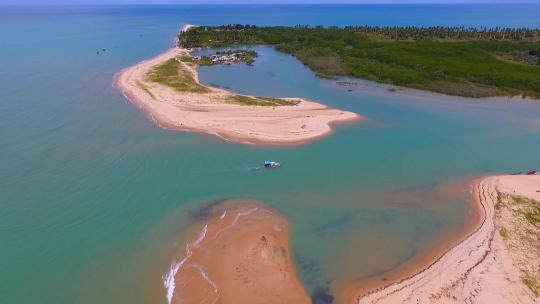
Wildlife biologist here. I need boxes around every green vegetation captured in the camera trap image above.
[146,58,209,93]
[511,195,532,205]
[226,95,296,106]
[510,195,540,226]
[143,56,295,107]
[495,193,504,210]
[179,55,193,63]
[219,50,258,65]
[179,25,540,98]
[526,208,540,226]
[496,49,540,65]
[196,56,213,66]
[196,50,258,66]
[497,194,540,296]
[237,50,257,65]
[499,227,509,238]
[523,272,540,297]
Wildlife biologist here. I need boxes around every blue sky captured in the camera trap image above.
[2,0,539,4]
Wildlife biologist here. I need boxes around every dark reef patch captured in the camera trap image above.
[295,255,320,276]
[188,197,235,220]
[314,214,353,237]
[311,284,334,304]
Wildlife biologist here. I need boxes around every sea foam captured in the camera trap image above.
[163,224,208,304]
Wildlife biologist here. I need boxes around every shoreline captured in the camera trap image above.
[162,175,539,304]
[114,25,361,146]
[333,176,486,303]
[178,25,540,102]
[332,77,540,107]
[344,174,539,303]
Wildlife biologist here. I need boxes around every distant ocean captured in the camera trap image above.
[1,4,540,304]
[2,4,540,28]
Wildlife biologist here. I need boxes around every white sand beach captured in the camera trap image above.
[354,174,540,303]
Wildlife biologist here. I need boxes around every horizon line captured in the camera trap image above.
[2,2,540,5]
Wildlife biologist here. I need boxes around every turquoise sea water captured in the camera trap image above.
[1,4,540,304]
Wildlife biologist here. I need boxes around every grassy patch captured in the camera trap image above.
[497,195,540,297]
[511,195,535,205]
[510,195,540,226]
[523,272,540,297]
[179,55,193,63]
[495,49,540,66]
[495,194,504,210]
[219,50,258,65]
[146,58,209,93]
[499,227,509,239]
[196,50,258,66]
[526,210,540,226]
[291,47,343,77]
[226,95,296,106]
[197,56,214,66]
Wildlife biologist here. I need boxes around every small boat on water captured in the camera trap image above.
[264,160,281,168]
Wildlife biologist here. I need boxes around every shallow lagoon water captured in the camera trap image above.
[196,44,540,291]
[1,4,540,304]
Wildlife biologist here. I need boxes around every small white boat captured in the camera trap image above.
[264,160,281,168]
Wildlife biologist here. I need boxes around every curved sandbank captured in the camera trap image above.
[343,174,540,304]
[163,200,310,304]
[115,25,360,146]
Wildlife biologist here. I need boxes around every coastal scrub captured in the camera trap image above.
[226,95,296,106]
[146,58,209,93]
[180,25,540,99]
[195,50,258,66]
[523,272,540,297]
[497,194,540,297]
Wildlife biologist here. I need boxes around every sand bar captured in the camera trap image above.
[115,25,360,146]
[349,174,540,303]
[164,200,311,304]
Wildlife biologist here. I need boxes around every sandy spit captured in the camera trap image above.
[351,174,540,304]
[166,200,311,304]
[115,25,361,146]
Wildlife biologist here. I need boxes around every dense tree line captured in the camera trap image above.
[179,25,540,98]
[344,26,540,41]
[180,24,540,45]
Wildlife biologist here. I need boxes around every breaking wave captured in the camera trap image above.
[163,224,208,304]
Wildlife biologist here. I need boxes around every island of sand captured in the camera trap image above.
[115,25,360,146]
[163,200,311,304]
[342,174,540,304]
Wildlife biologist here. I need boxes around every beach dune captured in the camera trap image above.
[349,175,540,304]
